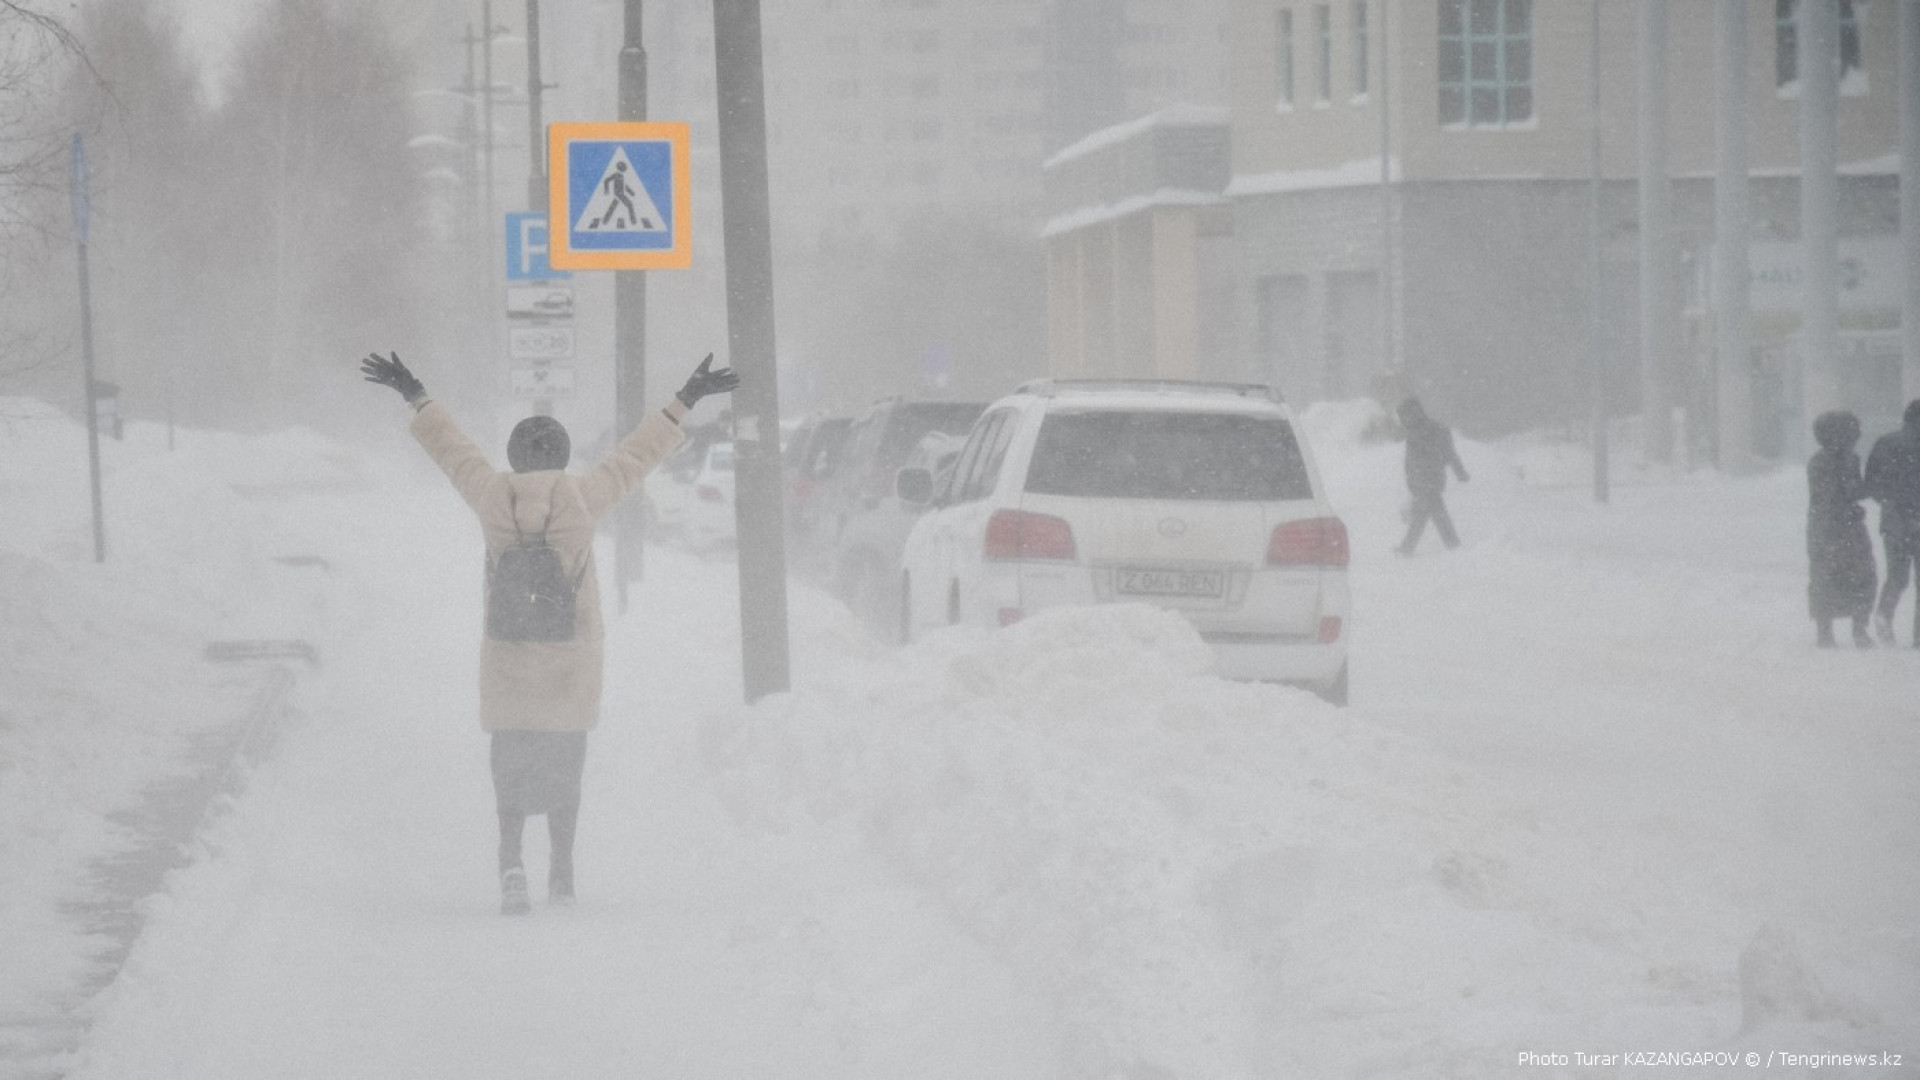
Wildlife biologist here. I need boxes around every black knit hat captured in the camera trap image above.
[1812,410,1860,452]
[507,416,570,472]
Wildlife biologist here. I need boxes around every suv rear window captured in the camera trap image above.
[1023,410,1314,501]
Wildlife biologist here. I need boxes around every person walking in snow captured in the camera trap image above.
[1394,396,1469,555]
[1864,398,1920,647]
[1805,410,1877,648]
[360,350,738,915]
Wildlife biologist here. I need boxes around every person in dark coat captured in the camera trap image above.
[1806,410,1877,648]
[1395,396,1470,555]
[1864,398,1920,646]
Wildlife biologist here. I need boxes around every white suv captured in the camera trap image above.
[896,380,1350,703]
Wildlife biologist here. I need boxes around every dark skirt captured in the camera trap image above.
[1807,518,1878,620]
[490,731,587,816]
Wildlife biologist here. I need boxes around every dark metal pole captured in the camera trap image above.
[463,24,481,240]
[1590,0,1610,503]
[713,0,791,702]
[1637,0,1676,464]
[1798,0,1841,434]
[526,0,552,417]
[482,0,496,239]
[72,133,105,562]
[1713,0,1753,471]
[1904,0,1920,404]
[1378,0,1393,378]
[526,0,546,213]
[615,0,649,610]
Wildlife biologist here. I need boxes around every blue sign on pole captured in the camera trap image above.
[546,122,691,271]
[504,211,569,281]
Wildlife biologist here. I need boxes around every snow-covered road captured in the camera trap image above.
[4,399,1914,1078]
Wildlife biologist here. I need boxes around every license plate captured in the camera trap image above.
[1114,567,1225,598]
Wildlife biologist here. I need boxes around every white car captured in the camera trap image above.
[684,442,736,549]
[896,380,1350,703]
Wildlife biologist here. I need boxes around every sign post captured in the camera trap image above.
[504,211,573,408]
[546,121,690,271]
[614,0,649,605]
[713,0,792,702]
[71,133,106,563]
[548,118,690,607]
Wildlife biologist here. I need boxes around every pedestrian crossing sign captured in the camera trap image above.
[547,121,691,270]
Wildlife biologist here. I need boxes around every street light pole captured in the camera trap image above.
[482,0,497,235]
[614,0,650,609]
[713,0,791,702]
[526,0,547,213]
[71,133,105,563]
[1377,0,1393,379]
[1904,0,1920,405]
[1798,0,1842,433]
[1713,0,1753,472]
[1590,0,1610,503]
[525,0,553,417]
[1637,0,1676,465]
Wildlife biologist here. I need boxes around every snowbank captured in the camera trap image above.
[0,400,338,1037]
[3,393,1914,1079]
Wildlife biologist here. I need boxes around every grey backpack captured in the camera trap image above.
[487,484,584,643]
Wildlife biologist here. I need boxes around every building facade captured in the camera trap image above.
[1042,108,1238,382]
[1225,0,1904,440]
[747,0,1232,247]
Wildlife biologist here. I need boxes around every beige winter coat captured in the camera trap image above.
[410,401,686,732]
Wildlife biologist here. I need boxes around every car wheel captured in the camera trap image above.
[1316,662,1349,707]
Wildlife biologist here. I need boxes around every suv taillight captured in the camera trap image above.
[985,509,1076,561]
[1267,517,1349,567]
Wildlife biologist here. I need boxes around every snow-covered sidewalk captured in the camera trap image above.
[3,399,1915,1078]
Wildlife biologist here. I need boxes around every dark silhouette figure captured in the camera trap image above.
[1395,397,1469,555]
[1864,398,1920,646]
[1806,410,1877,648]
[592,161,642,230]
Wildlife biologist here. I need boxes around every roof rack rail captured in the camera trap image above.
[1012,378,1284,403]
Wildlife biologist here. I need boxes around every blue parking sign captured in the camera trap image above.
[505,212,569,281]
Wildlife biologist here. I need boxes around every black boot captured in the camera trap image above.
[1852,618,1875,648]
[1816,621,1836,648]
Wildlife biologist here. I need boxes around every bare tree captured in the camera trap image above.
[0,0,96,390]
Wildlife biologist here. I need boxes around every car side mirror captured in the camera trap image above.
[895,466,934,507]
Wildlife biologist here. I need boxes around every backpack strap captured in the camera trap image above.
[538,477,561,541]
[506,485,527,545]
[542,478,586,591]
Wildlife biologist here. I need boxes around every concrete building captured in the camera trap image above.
[751,0,1232,245]
[1221,0,1904,441]
[1042,107,1238,382]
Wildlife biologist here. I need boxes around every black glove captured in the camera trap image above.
[675,353,739,409]
[361,351,426,405]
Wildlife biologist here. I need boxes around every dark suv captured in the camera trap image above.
[783,414,853,576]
[811,398,985,636]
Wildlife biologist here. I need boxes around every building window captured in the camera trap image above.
[1352,1,1368,98]
[1314,5,1332,104]
[1775,0,1864,91]
[1275,8,1294,109]
[1437,0,1533,128]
